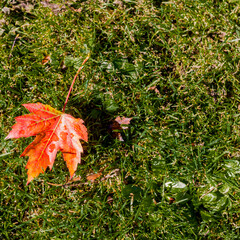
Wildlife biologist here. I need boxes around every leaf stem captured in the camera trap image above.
[62,53,90,113]
[8,34,19,61]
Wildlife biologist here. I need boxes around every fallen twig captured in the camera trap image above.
[47,168,120,187]
[199,182,223,200]
[8,34,19,60]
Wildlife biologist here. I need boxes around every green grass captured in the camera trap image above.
[1,0,240,239]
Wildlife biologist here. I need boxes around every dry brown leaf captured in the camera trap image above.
[86,172,102,183]
[114,116,132,129]
[110,116,132,141]
[42,55,51,65]
[148,86,160,94]
[41,1,66,15]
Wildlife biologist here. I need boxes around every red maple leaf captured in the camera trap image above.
[5,103,88,184]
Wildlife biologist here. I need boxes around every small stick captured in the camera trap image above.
[47,168,120,187]
[62,53,90,113]
[199,182,223,200]
[100,169,120,181]
[8,34,19,60]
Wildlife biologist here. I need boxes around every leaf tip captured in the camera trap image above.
[26,175,32,185]
[5,132,14,140]
[69,171,75,180]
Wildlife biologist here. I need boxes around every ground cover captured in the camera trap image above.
[0,0,239,239]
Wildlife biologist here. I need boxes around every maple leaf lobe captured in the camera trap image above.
[5,103,62,139]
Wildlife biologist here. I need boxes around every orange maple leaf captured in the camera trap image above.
[6,103,88,184]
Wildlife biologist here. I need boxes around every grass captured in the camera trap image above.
[0,0,240,239]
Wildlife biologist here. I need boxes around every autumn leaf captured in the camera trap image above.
[86,172,102,183]
[42,55,51,65]
[114,116,132,129]
[110,116,132,141]
[5,103,88,184]
[147,86,160,95]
